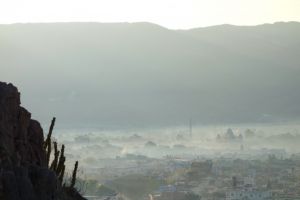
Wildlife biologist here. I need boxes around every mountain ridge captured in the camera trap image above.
[0,21,299,30]
[1,22,299,128]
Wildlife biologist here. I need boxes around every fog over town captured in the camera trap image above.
[1,3,300,199]
[47,122,300,200]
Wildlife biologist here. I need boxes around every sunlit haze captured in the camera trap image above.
[1,0,300,29]
[1,0,300,199]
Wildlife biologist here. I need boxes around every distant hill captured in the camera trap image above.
[1,22,300,128]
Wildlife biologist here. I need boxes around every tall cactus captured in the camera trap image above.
[44,117,56,166]
[56,144,65,175]
[49,142,66,184]
[50,141,60,171]
[58,165,65,184]
[70,161,79,188]
[44,117,80,189]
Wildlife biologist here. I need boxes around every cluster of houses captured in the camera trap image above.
[146,153,300,200]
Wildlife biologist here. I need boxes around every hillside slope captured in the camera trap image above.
[1,22,300,128]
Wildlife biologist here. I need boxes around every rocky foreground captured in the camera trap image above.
[0,82,85,200]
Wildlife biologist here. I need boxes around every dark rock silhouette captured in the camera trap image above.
[0,82,85,200]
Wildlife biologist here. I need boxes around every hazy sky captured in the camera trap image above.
[1,0,300,29]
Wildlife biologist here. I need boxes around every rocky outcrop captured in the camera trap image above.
[0,82,85,200]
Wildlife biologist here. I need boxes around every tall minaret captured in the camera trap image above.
[189,118,193,138]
